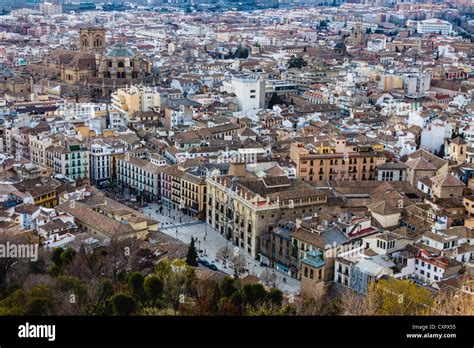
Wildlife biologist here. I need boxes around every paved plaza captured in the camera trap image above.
[140,203,301,295]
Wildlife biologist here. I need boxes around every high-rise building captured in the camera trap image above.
[39,1,62,15]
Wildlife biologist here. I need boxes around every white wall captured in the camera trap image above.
[223,77,265,112]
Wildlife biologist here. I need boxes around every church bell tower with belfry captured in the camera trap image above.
[79,27,106,54]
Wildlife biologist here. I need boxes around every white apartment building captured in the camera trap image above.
[420,119,453,154]
[222,76,265,112]
[403,73,431,99]
[71,103,108,120]
[108,110,128,129]
[116,155,161,201]
[89,142,126,187]
[414,250,461,285]
[111,85,162,121]
[164,107,186,129]
[375,162,408,182]
[29,133,52,167]
[380,100,411,117]
[335,245,415,293]
[253,35,277,46]
[367,38,387,52]
[417,19,453,36]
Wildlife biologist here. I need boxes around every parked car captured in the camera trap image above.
[198,258,210,267]
[198,258,218,271]
[208,264,218,271]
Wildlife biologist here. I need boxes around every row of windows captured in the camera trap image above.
[380,170,404,177]
[417,268,440,281]
[415,259,440,272]
[300,157,376,166]
[376,239,395,250]
[119,163,155,178]
[303,266,323,280]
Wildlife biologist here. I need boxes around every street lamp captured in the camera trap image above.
[179,199,184,223]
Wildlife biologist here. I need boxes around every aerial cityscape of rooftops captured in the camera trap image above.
[0,0,472,318]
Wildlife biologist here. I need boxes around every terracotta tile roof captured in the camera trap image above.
[408,149,448,169]
[368,201,402,215]
[430,173,465,187]
[405,157,437,170]
[14,203,40,215]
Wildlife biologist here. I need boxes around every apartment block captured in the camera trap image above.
[290,137,386,181]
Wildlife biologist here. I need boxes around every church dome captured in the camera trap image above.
[105,43,134,58]
[335,42,346,50]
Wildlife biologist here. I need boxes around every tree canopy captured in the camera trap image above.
[287,56,307,69]
[185,237,199,267]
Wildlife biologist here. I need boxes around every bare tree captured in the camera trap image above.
[216,246,231,267]
[432,286,474,315]
[260,268,276,287]
[230,253,246,278]
[0,233,35,297]
[293,289,342,316]
[338,286,371,316]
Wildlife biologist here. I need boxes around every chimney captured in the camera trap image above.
[229,161,246,177]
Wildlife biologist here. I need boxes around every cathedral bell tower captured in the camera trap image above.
[79,27,106,54]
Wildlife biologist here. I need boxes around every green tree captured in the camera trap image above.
[51,247,64,267]
[155,259,172,278]
[144,275,163,304]
[266,288,283,307]
[230,291,243,309]
[217,297,241,315]
[242,284,267,307]
[111,293,137,316]
[436,144,445,158]
[186,237,199,267]
[267,92,283,109]
[366,27,372,34]
[25,285,55,315]
[234,46,249,59]
[220,277,239,298]
[127,272,145,300]
[287,56,307,69]
[60,248,76,266]
[368,278,433,315]
[55,276,87,302]
[49,263,60,276]
[0,289,27,315]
